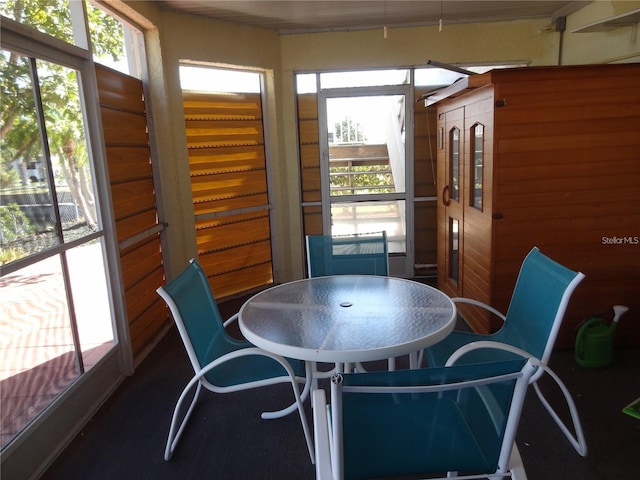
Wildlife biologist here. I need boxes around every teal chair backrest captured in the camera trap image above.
[306,231,389,277]
[161,259,237,370]
[491,247,583,363]
[332,359,532,479]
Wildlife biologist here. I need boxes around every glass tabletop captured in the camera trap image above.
[239,275,456,363]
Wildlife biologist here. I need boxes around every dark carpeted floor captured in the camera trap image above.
[42,296,640,480]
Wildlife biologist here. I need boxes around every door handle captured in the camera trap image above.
[442,185,450,206]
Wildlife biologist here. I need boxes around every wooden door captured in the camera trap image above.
[437,106,465,298]
[458,91,496,333]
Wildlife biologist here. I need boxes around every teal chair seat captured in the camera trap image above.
[424,247,587,457]
[314,358,538,480]
[306,231,389,278]
[157,259,313,462]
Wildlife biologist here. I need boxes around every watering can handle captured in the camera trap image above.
[575,317,605,359]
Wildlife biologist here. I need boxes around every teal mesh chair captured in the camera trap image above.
[313,357,538,480]
[423,246,587,456]
[306,231,389,278]
[157,259,313,461]
[306,231,391,372]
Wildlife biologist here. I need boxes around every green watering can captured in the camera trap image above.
[575,305,629,368]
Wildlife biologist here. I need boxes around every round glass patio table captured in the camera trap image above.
[239,275,456,364]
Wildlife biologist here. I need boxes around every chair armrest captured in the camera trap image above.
[451,297,507,322]
[222,312,239,328]
[312,389,333,479]
[445,340,587,456]
[445,340,535,367]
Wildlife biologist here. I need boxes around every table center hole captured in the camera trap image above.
[340,301,353,308]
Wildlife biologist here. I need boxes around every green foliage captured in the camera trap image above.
[0,0,74,42]
[0,164,20,189]
[330,164,393,195]
[1,0,124,167]
[0,203,34,244]
[0,245,28,264]
[87,2,125,62]
[334,119,367,143]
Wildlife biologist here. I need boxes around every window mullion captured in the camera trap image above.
[29,57,64,243]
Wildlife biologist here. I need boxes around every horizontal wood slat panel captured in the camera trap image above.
[183,84,275,301]
[494,143,636,170]
[105,146,152,181]
[414,137,437,198]
[110,179,156,216]
[188,146,265,174]
[498,115,634,142]
[300,144,320,168]
[183,92,262,118]
[301,177,321,203]
[196,211,274,300]
[488,64,637,89]
[497,155,638,181]
[125,267,165,321]
[496,169,638,196]
[496,126,637,155]
[129,298,168,358]
[193,193,269,216]
[497,191,639,219]
[497,95,639,125]
[495,77,640,104]
[414,201,437,267]
[120,237,163,289]
[413,90,439,278]
[298,119,320,144]
[97,65,165,360]
[297,94,318,119]
[119,235,165,336]
[207,263,274,300]
[298,92,323,233]
[191,169,266,196]
[95,64,145,113]
[196,212,270,251]
[185,119,264,145]
[113,211,158,243]
[302,206,323,236]
[201,241,272,275]
[101,108,150,146]
[184,87,272,305]
[300,143,321,203]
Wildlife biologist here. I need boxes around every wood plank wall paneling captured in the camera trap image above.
[435,64,640,346]
[96,64,166,358]
[493,65,640,347]
[413,91,438,198]
[297,93,322,209]
[459,93,495,332]
[302,205,323,236]
[413,88,439,274]
[184,92,273,299]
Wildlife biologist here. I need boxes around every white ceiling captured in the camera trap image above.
[156,1,589,34]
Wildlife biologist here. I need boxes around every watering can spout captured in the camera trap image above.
[613,305,629,323]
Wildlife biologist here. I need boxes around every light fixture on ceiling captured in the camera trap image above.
[383,2,388,39]
[439,0,444,32]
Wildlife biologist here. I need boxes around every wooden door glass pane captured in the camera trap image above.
[449,127,460,202]
[471,123,484,210]
[448,217,459,283]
